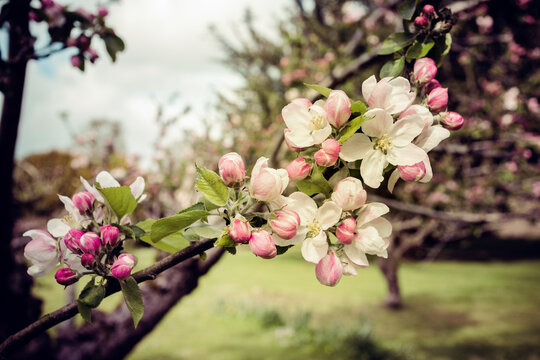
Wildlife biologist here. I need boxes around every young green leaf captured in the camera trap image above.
[349,100,367,114]
[304,83,332,97]
[98,186,137,220]
[138,220,190,253]
[297,166,332,197]
[379,33,416,55]
[405,40,435,61]
[78,278,106,308]
[150,210,208,243]
[120,277,144,328]
[214,234,236,248]
[338,115,368,144]
[103,33,125,62]
[398,0,418,20]
[78,301,92,323]
[380,56,405,78]
[195,165,229,207]
[190,226,224,239]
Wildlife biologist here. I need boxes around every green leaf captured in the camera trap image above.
[398,0,417,20]
[78,278,106,308]
[405,40,435,61]
[214,234,236,248]
[380,56,405,78]
[139,224,190,253]
[349,100,367,114]
[78,301,92,323]
[120,277,144,328]
[338,115,368,144]
[304,83,332,97]
[103,33,125,62]
[98,186,137,219]
[178,202,206,214]
[438,33,452,66]
[195,165,229,207]
[328,231,339,244]
[379,33,416,55]
[150,210,207,243]
[128,225,146,239]
[190,226,224,239]
[276,245,293,255]
[202,197,221,211]
[296,166,332,197]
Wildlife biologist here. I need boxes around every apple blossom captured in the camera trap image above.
[331,177,367,211]
[55,268,78,286]
[249,157,289,202]
[228,218,251,243]
[324,90,351,128]
[64,228,85,253]
[249,230,277,259]
[362,75,416,115]
[427,87,448,112]
[440,111,464,130]
[23,230,60,277]
[101,224,120,247]
[315,252,343,286]
[218,152,246,186]
[413,58,437,85]
[79,232,102,255]
[281,100,332,147]
[398,162,427,182]
[111,253,137,280]
[314,148,338,167]
[286,157,312,181]
[336,217,356,244]
[270,209,301,240]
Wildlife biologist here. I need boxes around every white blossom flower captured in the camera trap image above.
[281,100,332,148]
[23,230,60,277]
[362,75,416,115]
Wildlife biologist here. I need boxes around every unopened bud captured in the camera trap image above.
[228,219,251,244]
[286,157,312,181]
[64,228,84,254]
[71,55,81,68]
[218,152,246,186]
[322,139,340,156]
[97,5,109,17]
[398,161,426,181]
[101,224,120,247]
[72,191,94,214]
[111,253,136,280]
[427,87,448,113]
[79,232,102,255]
[331,177,367,211]
[414,16,428,28]
[315,252,343,286]
[81,253,96,268]
[336,218,356,244]
[324,90,351,128]
[425,79,441,93]
[413,57,437,85]
[270,209,301,240]
[422,4,435,16]
[249,230,277,259]
[440,111,464,130]
[55,267,78,286]
[314,149,338,167]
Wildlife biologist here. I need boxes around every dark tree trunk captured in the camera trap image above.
[0,0,43,344]
[378,240,402,310]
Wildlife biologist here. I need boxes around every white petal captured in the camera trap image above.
[130,177,145,199]
[389,117,424,147]
[311,124,332,144]
[268,195,288,211]
[368,80,393,109]
[361,108,393,138]
[344,245,369,267]
[285,129,316,148]
[47,218,71,237]
[27,259,58,277]
[282,103,312,132]
[354,226,388,258]
[361,75,377,103]
[274,227,308,246]
[301,232,329,264]
[415,125,450,153]
[316,201,342,230]
[356,202,390,227]
[276,169,290,193]
[96,171,121,188]
[360,150,387,189]
[289,192,318,223]
[420,157,433,183]
[364,217,393,238]
[387,143,427,166]
[251,157,268,179]
[80,176,103,202]
[387,169,400,193]
[58,195,78,216]
[339,133,373,162]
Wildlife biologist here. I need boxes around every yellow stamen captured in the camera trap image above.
[307,220,322,238]
[374,133,393,154]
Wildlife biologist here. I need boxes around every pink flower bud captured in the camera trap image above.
[336,218,356,244]
[422,4,435,15]
[439,111,464,130]
[331,177,367,211]
[291,98,312,109]
[249,230,277,259]
[270,209,301,240]
[284,129,304,152]
[315,252,343,287]
[81,253,96,268]
[314,149,338,167]
[324,90,351,128]
[101,224,120,247]
[414,16,428,28]
[87,48,99,63]
[64,229,85,254]
[286,157,312,181]
[72,191,94,214]
[29,11,39,22]
[427,87,448,113]
[228,219,251,243]
[218,152,246,186]
[111,253,136,280]
[71,55,81,68]
[425,79,441,93]
[413,57,437,84]
[249,157,289,202]
[55,268,78,286]
[79,232,102,255]
[322,139,340,156]
[398,162,426,181]
[97,5,109,17]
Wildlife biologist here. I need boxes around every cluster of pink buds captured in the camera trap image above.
[414,4,436,29]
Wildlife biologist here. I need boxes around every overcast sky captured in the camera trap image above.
[14,0,290,164]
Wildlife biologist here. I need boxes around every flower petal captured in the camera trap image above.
[311,124,332,144]
[415,125,450,153]
[282,103,312,132]
[361,75,377,103]
[361,108,393,138]
[387,143,427,166]
[80,176,103,202]
[47,218,71,237]
[285,129,316,148]
[356,202,390,227]
[288,192,317,223]
[344,245,369,267]
[274,227,308,246]
[365,217,393,238]
[360,149,387,188]
[420,157,433,183]
[96,171,121,188]
[339,133,373,162]
[301,231,329,264]
[316,201,342,230]
[130,176,145,199]
[389,116,424,147]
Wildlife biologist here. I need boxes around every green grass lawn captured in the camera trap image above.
[34,247,540,360]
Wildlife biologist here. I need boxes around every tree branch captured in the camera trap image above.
[0,239,216,358]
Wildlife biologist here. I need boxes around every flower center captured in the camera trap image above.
[374,133,393,154]
[310,114,325,131]
[307,220,322,238]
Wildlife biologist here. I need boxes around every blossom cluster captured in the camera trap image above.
[23,171,145,285]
